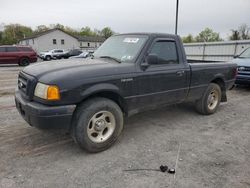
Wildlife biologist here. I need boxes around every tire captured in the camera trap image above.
[71,97,124,152]
[45,56,51,61]
[195,83,222,115]
[19,57,30,66]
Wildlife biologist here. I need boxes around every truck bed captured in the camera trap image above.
[186,61,236,102]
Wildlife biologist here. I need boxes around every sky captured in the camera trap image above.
[0,0,249,39]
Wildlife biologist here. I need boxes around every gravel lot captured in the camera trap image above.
[0,64,250,188]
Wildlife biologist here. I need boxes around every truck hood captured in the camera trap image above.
[23,58,134,86]
[232,58,250,67]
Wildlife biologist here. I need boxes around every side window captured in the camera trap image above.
[0,47,6,52]
[53,39,57,45]
[21,47,32,52]
[6,47,18,52]
[149,40,179,64]
[61,39,64,45]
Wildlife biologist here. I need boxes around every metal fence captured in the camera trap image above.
[184,40,250,61]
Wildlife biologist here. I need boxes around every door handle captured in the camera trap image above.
[176,70,185,76]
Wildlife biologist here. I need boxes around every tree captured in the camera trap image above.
[238,24,250,40]
[0,31,2,42]
[64,26,78,36]
[229,24,250,41]
[34,25,49,33]
[182,34,195,43]
[49,23,65,30]
[93,28,102,36]
[229,29,241,40]
[101,27,114,39]
[0,24,33,45]
[80,26,94,36]
[195,28,222,42]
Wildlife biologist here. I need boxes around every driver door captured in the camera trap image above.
[136,39,189,107]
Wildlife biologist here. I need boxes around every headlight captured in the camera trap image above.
[34,82,60,100]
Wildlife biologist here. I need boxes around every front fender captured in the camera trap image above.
[80,83,122,99]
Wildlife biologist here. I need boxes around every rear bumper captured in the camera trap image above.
[15,90,76,130]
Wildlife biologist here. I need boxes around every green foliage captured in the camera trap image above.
[182,28,223,43]
[34,25,49,33]
[195,28,222,42]
[80,26,95,36]
[228,24,250,40]
[182,34,195,43]
[78,26,114,38]
[0,31,3,42]
[238,24,250,40]
[50,23,65,30]
[0,23,115,45]
[229,30,241,40]
[0,24,33,45]
[101,27,114,39]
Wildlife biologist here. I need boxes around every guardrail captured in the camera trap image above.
[184,40,250,61]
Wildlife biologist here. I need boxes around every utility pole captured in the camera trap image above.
[175,0,179,35]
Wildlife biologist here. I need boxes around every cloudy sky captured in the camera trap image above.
[1,0,249,38]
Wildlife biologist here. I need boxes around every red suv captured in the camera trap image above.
[0,45,37,66]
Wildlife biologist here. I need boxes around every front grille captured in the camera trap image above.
[18,72,37,100]
[238,66,250,72]
[18,73,28,93]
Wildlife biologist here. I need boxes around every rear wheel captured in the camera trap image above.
[19,58,30,66]
[195,83,222,115]
[71,97,124,152]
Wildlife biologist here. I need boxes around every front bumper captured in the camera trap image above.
[236,74,250,85]
[15,90,76,130]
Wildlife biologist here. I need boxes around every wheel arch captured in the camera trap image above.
[78,83,127,115]
[19,56,30,62]
[210,76,227,102]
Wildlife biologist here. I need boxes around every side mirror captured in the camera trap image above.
[146,54,159,65]
[233,55,239,58]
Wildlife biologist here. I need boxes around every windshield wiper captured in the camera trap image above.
[99,56,121,63]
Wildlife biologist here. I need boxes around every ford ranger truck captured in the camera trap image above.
[15,33,237,152]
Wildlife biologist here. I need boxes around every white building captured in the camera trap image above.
[19,28,105,53]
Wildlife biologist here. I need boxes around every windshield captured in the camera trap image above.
[93,35,148,63]
[239,48,250,58]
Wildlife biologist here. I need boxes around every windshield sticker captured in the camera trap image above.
[123,38,139,43]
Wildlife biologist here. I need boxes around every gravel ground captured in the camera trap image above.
[0,64,250,188]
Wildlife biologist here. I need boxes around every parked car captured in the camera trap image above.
[39,49,67,61]
[0,45,37,66]
[70,51,90,58]
[232,47,250,85]
[57,49,83,59]
[15,33,237,152]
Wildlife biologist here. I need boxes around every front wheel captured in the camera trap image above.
[45,56,51,61]
[72,98,124,152]
[195,83,222,115]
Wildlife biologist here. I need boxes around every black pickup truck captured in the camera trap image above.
[15,33,237,152]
